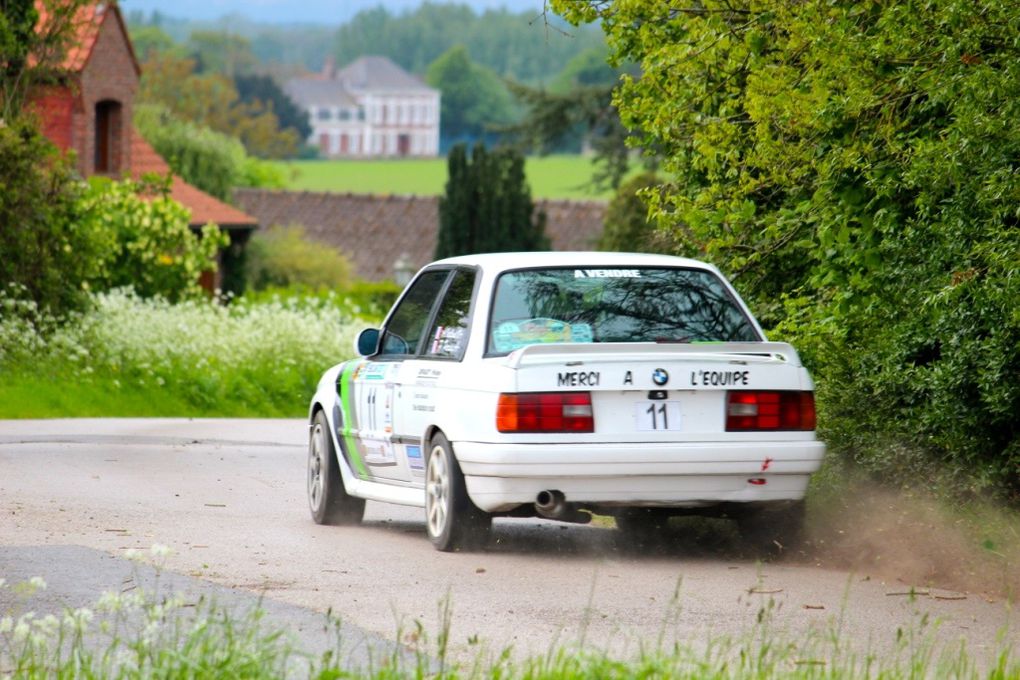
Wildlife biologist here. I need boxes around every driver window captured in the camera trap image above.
[379,270,450,356]
[424,269,475,359]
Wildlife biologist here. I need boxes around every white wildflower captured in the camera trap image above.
[34,614,59,637]
[63,607,94,632]
[13,619,30,642]
[96,591,123,612]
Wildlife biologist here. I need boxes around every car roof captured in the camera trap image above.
[430,251,719,274]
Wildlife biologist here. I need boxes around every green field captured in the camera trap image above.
[272,155,614,200]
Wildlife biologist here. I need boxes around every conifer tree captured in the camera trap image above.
[435,142,548,259]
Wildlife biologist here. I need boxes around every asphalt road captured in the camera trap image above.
[1,418,1016,668]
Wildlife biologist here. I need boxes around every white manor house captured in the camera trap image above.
[285,55,440,158]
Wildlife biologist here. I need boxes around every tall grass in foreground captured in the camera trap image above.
[1,570,1017,679]
[0,288,363,417]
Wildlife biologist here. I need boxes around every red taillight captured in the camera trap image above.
[726,391,816,431]
[497,392,594,433]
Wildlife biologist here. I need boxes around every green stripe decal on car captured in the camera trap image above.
[338,362,370,478]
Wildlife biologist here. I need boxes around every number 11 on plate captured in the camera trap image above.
[635,401,682,431]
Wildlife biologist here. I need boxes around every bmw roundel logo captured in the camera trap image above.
[652,368,669,386]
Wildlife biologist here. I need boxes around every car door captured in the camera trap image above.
[349,268,451,483]
[392,267,477,480]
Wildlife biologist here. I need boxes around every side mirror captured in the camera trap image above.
[356,328,380,357]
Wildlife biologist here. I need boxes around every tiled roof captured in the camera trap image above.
[283,79,358,109]
[35,1,139,75]
[335,56,435,93]
[131,129,257,229]
[234,188,606,282]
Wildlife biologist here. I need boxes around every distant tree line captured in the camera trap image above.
[127,3,622,153]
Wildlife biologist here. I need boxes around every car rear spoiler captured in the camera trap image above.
[503,341,802,369]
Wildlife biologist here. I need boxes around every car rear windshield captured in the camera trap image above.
[487,267,760,354]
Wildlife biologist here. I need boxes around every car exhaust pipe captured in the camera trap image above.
[535,489,565,515]
[535,490,591,524]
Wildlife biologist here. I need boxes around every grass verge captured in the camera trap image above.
[0,289,364,419]
[2,568,1016,679]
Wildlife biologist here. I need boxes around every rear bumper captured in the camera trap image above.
[453,440,825,512]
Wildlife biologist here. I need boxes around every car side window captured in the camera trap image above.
[379,270,450,356]
[424,269,476,359]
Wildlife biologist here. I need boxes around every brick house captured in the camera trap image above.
[285,56,440,158]
[31,1,258,292]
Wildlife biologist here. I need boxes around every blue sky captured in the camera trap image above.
[119,0,546,25]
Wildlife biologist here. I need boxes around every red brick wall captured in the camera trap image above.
[31,87,76,151]
[75,10,138,177]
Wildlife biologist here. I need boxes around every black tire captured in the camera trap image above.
[736,500,805,558]
[308,410,365,525]
[425,432,491,552]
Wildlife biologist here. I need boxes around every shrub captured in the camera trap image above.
[0,288,362,416]
[134,104,285,202]
[245,224,353,293]
[0,125,223,312]
[0,121,97,312]
[598,171,667,253]
[78,176,227,302]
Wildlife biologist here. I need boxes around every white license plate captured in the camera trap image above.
[635,401,681,431]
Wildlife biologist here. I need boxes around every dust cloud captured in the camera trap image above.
[801,484,1019,600]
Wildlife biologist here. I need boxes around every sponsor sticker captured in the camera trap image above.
[573,269,642,278]
[406,444,424,470]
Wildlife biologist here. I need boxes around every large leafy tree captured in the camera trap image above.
[555,0,1020,496]
[0,0,89,119]
[505,45,637,189]
[138,51,299,158]
[234,73,311,142]
[425,46,515,146]
[187,30,258,77]
[436,143,549,259]
[1,0,100,312]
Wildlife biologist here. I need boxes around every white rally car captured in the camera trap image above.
[307,252,824,552]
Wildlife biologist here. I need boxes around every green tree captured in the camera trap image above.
[425,45,515,144]
[1,0,91,119]
[598,172,665,253]
[556,0,1020,497]
[128,25,179,61]
[0,122,103,312]
[549,46,617,94]
[507,79,632,188]
[188,30,258,77]
[138,51,299,158]
[234,73,310,141]
[436,143,549,259]
[1,0,103,313]
[333,4,606,84]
